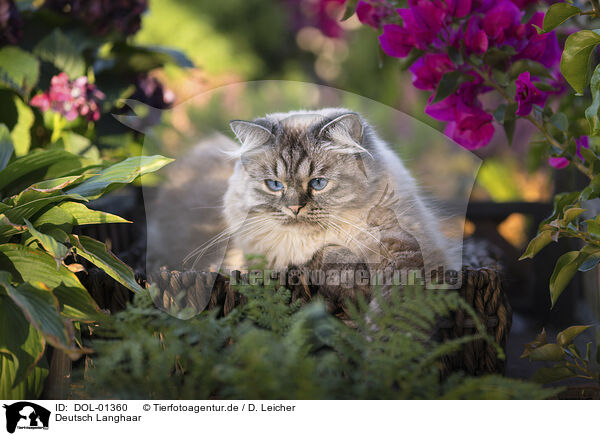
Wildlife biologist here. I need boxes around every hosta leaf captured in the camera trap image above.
[0,149,83,194]
[11,96,34,157]
[557,325,591,347]
[0,46,39,96]
[1,276,77,356]
[67,155,173,199]
[0,123,13,171]
[542,3,581,33]
[70,234,143,293]
[0,279,47,395]
[23,219,69,267]
[33,28,86,79]
[561,30,600,94]
[4,192,87,224]
[0,243,101,321]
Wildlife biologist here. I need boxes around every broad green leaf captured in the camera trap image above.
[70,234,143,293]
[11,96,34,156]
[67,155,173,199]
[23,219,68,267]
[561,30,600,94]
[0,243,101,321]
[543,191,580,226]
[0,124,13,172]
[4,192,88,224]
[532,364,575,383]
[1,276,77,356]
[557,325,591,347]
[0,149,82,194]
[549,112,569,132]
[493,103,517,145]
[22,174,90,193]
[0,214,26,241]
[542,3,582,33]
[520,230,554,260]
[549,251,588,307]
[34,28,86,79]
[525,343,564,361]
[432,71,473,104]
[0,46,39,96]
[586,64,600,135]
[579,254,600,271]
[585,219,600,239]
[58,201,130,225]
[0,284,47,395]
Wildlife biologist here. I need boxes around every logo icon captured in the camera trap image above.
[3,402,50,434]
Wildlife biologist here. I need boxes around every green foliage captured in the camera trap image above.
[522,326,599,384]
[82,281,555,400]
[561,30,600,95]
[541,3,582,34]
[0,140,171,400]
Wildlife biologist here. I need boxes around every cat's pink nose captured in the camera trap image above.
[288,205,303,215]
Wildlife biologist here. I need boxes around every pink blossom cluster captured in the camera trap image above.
[357,0,562,151]
[30,73,105,122]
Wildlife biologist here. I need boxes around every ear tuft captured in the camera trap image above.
[318,113,367,154]
[229,120,273,151]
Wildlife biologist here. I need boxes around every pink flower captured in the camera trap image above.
[30,73,105,122]
[464,15,488,54]
[356,1,393,28]
[548,157,569,169]
[515,71,546,116]
[548,136,589,169]
[576,136,590,160]
[409,53,454,90]
[444,103,495,150]
[443,0,472,18]
[425,78,482,121]
[482,0,523,44]
[379,24,415,58]
[397,1,446,49]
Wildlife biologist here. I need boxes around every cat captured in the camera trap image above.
[221,108,453,303]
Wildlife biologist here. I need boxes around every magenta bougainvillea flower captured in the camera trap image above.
[397,2,445,50]
[356,1,394,29]
[482,0,523,44]
[464,15,488,54]
[379,24,415,58]
[0,0,23,46]
[444,104,495,150]
[409,53,454,90]
[31,73,105,122]
[515,72,546,116]
[515,12,560,67]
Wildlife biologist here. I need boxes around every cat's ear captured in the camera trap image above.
[229,120,273,152]
[318,113,368,155]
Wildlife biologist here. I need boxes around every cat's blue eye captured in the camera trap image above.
[265,179,284,191]
[309,178,328,191]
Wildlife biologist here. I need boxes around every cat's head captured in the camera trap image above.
[226,109,378,228]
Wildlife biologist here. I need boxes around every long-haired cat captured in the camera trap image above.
[222,108,452,303]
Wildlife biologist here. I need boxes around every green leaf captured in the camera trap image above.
[33,201,129,231]
[508,59,553,79]
[0,287,47,397]
[0,276,77,356]
[526,343,565,361]
[532,364,575,383]
[493,103,517,145]
[70,235,143,293]
[0,46,40,96]
[557,325,591,347]
[586,64,600,135]
[0,149,84,194]
[586,219,600,239]
[543,191,580,225]
[520,230,554,260]
[549,251,588,307]
[562,207,585,223]
[549,112,569,132]
[33,28,86,79]
[4,192,88,225]
[67,155,173,199]
[0,123,14,171]
[23,218,69,267]
[561,30,600,94]
[432,71,473,104]
[106,42,194,73]
[542,3,582,33]
[0,243,101,321]
[10,96,34,157]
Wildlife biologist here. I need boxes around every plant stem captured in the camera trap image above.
[469,62,593,179]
